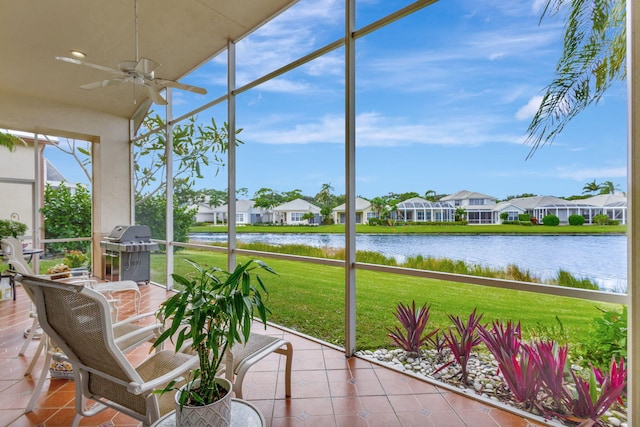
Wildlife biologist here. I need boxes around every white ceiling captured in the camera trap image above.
[0,0,297,120]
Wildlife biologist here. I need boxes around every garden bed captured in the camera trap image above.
[356,347,627,427]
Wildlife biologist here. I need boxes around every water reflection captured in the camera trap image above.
[189,232,626,292]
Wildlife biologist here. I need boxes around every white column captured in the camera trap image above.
[165,88,174,289]
[227,40,237,271]
[627,0,638,422]
[345,0,357,357]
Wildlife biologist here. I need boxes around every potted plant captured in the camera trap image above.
[153,258,275,427]
[0,219,28,240]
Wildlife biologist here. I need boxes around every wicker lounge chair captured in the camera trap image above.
[19,274,198,427]
[224,332,293,399]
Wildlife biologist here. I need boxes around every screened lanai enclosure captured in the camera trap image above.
[1,0,639,425]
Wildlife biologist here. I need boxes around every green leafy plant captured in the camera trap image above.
[593,214,610,225]
[0,219,28,239]
[387,301,438,357]
[41,182,91,254]
[518,213,531,222]
[580,306,627,370]
[63,250,89,268]
[542,214,560,226]
[568,214,586,226]
[153,258,276,407]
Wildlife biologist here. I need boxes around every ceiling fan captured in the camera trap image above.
[55,0,206,105]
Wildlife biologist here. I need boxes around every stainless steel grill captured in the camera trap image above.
[99,225,158,283]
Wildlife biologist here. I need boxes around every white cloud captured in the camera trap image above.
[555,166,627,181]
[515,96,543,120]
[245,111,524,148]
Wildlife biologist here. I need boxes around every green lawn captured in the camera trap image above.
[191,223,626,235]
[153,249,621,351]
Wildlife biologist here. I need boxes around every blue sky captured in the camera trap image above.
[48,0,627,201]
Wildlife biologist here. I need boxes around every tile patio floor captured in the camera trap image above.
[0,281,548,426]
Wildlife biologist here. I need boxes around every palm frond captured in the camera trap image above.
[526,0,625,158]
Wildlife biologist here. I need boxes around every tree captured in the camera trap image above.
[135,194,196,244]
[134,113,242,205]
[424,190,438,202]
[582,179,601,195]
[41,183,92,254]
[369,197,387,219]
[526,0,625,156]
[455,207,467,222]
[315,183,336,224]
[200,188,227,207]
[282,189,303,202]
[301,212,315,224]
[253,188,284,223]
[0,132,25,152]
[598,180,621,194]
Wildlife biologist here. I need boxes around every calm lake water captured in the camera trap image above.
[189,232,627,292]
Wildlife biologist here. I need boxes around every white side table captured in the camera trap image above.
[152,398,265,427]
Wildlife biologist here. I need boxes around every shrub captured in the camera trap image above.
[593,214,610,225]
[554,270,599,290]
[435,309,484,386]
[579,306,627,370]
[608,219,620,225]
[0,219,28,239]
[542,214,560,226]
[368,218,379,226]
[500,212,509,222]
[63,250,89,268]
[530,217,538,225]
[518,213,530,222]
[568,214,586,226]
[387,301,438,357]
[478,321,541,410]
[41,183,91,254]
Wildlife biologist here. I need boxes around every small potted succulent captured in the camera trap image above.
[153,258,275,427]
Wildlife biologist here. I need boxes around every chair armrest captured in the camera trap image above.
[113,311,157,327]
[127,355,198,395]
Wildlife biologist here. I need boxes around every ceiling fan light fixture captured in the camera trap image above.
[69,49,87,59]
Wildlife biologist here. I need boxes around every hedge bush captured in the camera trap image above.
[518,213,530,222]
[568,214,585,226]
[542,214,560,226]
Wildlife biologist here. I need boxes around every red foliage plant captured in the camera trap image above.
[387,301,438,357]
[435,308,484,386]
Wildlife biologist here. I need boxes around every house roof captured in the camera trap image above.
[45,159,67,183]
[440,190,497,201]
[583,194,627,207]
[507,195,569,210]
[332,197,371,212]
[1,1,297,123]
[212,199,261,213]
[272,198,321,213]
[396,197,454,209]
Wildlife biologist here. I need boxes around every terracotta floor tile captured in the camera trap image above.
[0,284,550,427]
[331,396,361,416]
[0,409,25,427]
[334,414,369,427]
[489,407,534,427]
[456,409,501,427]
[415,393,456,411]
[426,410,468,426]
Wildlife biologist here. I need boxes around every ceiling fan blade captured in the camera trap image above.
[80,78,125,90]
[143,82,167,105]
[155,79,207,95]
[135,57,160,75]
[55,56,121,74]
